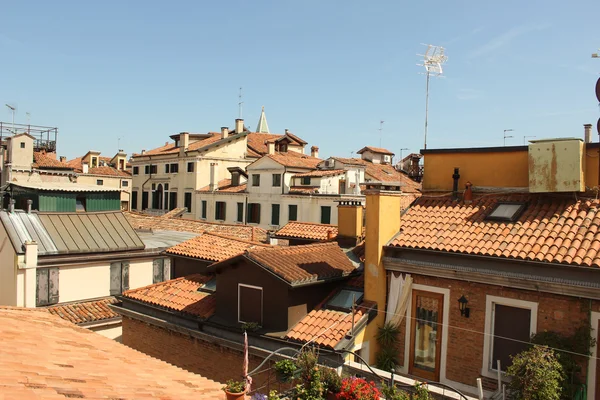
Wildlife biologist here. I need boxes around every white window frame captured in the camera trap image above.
[238,283,263,324]
[481,295,538,379]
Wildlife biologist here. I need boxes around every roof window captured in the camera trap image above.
[486,202,526,222]
[198,277,216,293]
[326,289,363,311]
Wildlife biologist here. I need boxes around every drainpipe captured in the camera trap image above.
[282,167,287,195]
[141,155,153,209]
[452,167,460,201]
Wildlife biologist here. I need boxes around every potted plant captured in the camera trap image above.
[337,377,380,400]
[222,379,247,400]
[321,367,342,400]
[273,359,298,383]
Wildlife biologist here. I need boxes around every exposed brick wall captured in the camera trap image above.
[388,273,597,391]
[122,316,281,391]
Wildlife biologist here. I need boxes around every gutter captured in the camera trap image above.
[37,247,162,266]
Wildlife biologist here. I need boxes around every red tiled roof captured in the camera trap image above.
[266,151,322,169]
[134,133,228,157]
[198,179,247,193]
[125,212,268,242]
[123,274,216,319]
[332,157,421,193]
[286,308,363,349]
[282,132,308,145]
[0,307,224,399]
[276,222,338,241]
[166,232,268,262]
[293,169,345,178]
[46,297,119,325]
[33,152,73,170]
[247,133,284,156]
[389,193,600,268]
[162,207,188,218]
[87,166,131,177]
[288,186,320,194]
[356,146,395,156]
[243,242,357,285]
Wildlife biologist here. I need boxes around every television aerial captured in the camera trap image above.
[417,44,448,150]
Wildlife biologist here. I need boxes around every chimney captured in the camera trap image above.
[180,132,190,156]
[235,119,244,134]
[584,124,593,143]
[209,162,218,192]
[24,240,38,269]
[141,149,146,155]
[285,129,289,135]
[464,181,473,203]
[452,167,460,201]
[26,199,32,214]
[59,156,66,163]
[221,127,229,139]
[336,200,363,246]
[311,146,319,158]
[231,170,240,187]
[267,141,275,155]
[326,229,336,241]
[9,199,15,213]
[82,162,89,174]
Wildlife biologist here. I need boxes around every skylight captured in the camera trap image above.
[326,289,363,311]
[198,277,216,293]
[486,202,526,222]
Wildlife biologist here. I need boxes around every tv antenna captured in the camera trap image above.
[523,135,536,145]
[399,147,409,162]
[5,104,16,134]
[378,120,384,147]
[418,44,448,150]
[238,87,244,119]
[503,129,514,146]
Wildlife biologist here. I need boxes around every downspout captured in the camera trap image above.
[282,167,287,195]
[141,155,153,209]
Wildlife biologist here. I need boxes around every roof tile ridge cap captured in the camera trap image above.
[123,275,191,295]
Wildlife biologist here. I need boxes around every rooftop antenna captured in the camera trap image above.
[523,135,536,145]
[399,147,409,162]
[378,120,384,147]
[25,112,31,134]
[238,87,243,119]
[5,104,16,134]
[503,129,514,146]
[418,44,448,150]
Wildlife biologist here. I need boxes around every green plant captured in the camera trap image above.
[506,345,563,400]
[321,367,342,394]
[296,347,319,382]
[380,382,410,400]
[273,359,298,383]
[377,323,401,347]
[412,382,433,400]
[222,379,246,394]
[267,390,279,400]
[293,347,324,400]
[241,321,261,332]
[375,346,400,372]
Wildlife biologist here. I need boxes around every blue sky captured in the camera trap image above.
[1,1,599,160]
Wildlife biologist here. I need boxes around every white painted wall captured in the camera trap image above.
[90,323,123,342]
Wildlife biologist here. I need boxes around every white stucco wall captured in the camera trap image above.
[90,323,123,342]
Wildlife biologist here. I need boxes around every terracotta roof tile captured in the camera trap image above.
[123,274,216,319]
[390,193,600,268]
[32,152,73,170]
[292,169,346,178]
[247,132,307,156]
[356,146,395,156]
[276,221,338,241]
[198,179,247,193]
[125,211,268,242]
[265,151,322,169]
[332,157,421,193]
[85,166,131,177]
[288,186,320,194]
[0,306,224,399]
[46,297,119,325]
[162,207,188,218]
[135,133,226,156]
[166,232,268,262]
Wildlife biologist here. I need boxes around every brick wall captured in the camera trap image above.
[122,316,282,392]
[389,273,597,391]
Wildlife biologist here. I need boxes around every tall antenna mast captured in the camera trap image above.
[238,87,243,119]
[378,120,384,147]
[503,129,514,146]
[418,44,448,150]
[5,104,16,134]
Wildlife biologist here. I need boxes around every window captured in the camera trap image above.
[483,296,537,376]
[215,201,226,220]
[151,183,156,190]
[247,203,261,224]
[144,165,150,175]
[301,177,311,185]
[198,277,216,293]
[271,204,280,226]
[184,192,192,213]
[122,180,129,187]
[20,142,25,149]
[170,163,179,173]
[201,200,207,219]
[165,164,170,173]
[321,206,331,224]
[237,202,244,222]
[326,289,363,311]
[76,196,86,212]
[187,162,194,172]
[152,258,171,284]
[150,165,157,174]
[164,183,169,191]
[272,174,281,187]
[486,202,527,222]
[110,262,130,295]
[91,157,98,168]
[96,179,104,186]
[169,192,177,211]
[238,284,263,325]
[133,166,139,175]
[252,174,260,187]
[132,191,138,210]
[36,268,59,306]
[142,191,149,209]
[288,205,298,221]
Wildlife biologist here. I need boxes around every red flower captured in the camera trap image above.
[336,377,380,400]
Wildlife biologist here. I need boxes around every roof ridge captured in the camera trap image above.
[283,221,337,227]
[201,231,270,246]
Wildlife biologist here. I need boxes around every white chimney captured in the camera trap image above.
[209,162,218,192]
[221,127,229,139]
[584,124,593,143]
[24,241,38,268]
[285,129,289,135]
[267,142,275,155]
[180,132,190,156]
[27,199,32,214]
[82,162,89,174]
[141,149,146,155]
[311,146,319,158]
[235,119,244,134]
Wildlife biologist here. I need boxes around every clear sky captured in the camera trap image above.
[1,1,599,160]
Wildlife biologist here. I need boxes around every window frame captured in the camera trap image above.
[121,180,129,187]
[144,165,150,175]
[271,203,280,226]
[272,174,281,187]
[170,163,179,173]
[133,166,139,175]
[320,206,331,224]
[20,142,25,149]
[301,177,311,185]
[96,179,104,186]
[165,164,170,174]
[110,262,130,295]
[201,200,207,219]
[215,201,227,221]
[481,295,538,379]
[187,162,194,172]
[131,191,138,210]
[152,258,171,284]
[252,174,260,187]
[238,283,263,325]
[247,203,261,224]
[36,267,59,306]
[184,192,193,213]
[288,204,298,221]
[236,202,244,222]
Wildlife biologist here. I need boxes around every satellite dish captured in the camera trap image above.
[596,77,600,103]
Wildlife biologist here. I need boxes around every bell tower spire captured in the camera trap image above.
[256,106,270,134]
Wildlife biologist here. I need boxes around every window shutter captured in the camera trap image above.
[110,262,122,295]
[163,258,171,281]
[36,269,49,306]
[153,259,163,283]
[121,262,130,291]
[48,268,59,304]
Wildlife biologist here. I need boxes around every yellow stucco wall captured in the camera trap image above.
[77,175,131,204]
[337,205,362,238]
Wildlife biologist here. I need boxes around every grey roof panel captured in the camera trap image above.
[0,211,58,255]
[77,214,109,251]
[87,214,119,250]
[105,213,135,248]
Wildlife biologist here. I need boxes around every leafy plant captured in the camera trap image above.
[506,345,563,400]
[273,359,298,383]
[412,382,433,400]
[321,367,342,394]
[267,390,279,400]
[380,382,410,400]
[222,379,246,394]
[377,322,401,347]
[375,346,400,372]
[337,377,380,400]
[241,321,261,332]
[293,347,324,400]
[296,347,319,382]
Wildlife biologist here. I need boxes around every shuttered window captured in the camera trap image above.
[271,204,280,226]
[237,202,244,222]
[492,304,531,371]
[142,191,149,210]
[110,262,130,295]
[187,162,194,172]
[131,191,138,210]
[153,258,172,284]
[215,202,226,221]
[321,206,331,224]
[288,205,298,221]
[184,192,192,213]
[169,192,177,211]
[201,200,207,219]
[247,203,261,224]
[170,163,179,173]
[36,268,59,306]
[238,284,262,325]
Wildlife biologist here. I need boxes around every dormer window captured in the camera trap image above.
[486,202,527,222]
[91,157,98,168]
[326,289,363,312]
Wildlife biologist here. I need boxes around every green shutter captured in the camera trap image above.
[271,204,280,226]
[321,206,331,224]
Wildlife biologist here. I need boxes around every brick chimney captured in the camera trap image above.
[235,119,244,134]
[221,127,229,139]
[311,146,319,158]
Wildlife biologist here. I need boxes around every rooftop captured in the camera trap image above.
[0,307,224,399]
[197,179,247,193]
[166,232,268,262]
[292,169,346,178]
[133,132,228,157]
[264,151,322,169]
[46,297,119,325]
[332,157,421,193]
[275,221,338,241]
[247,132,307,156]
[356,146,395,156]
[33,151,72,170]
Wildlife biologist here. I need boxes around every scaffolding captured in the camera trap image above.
[0,122,58,153]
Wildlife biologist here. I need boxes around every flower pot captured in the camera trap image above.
[224,389,247,400]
